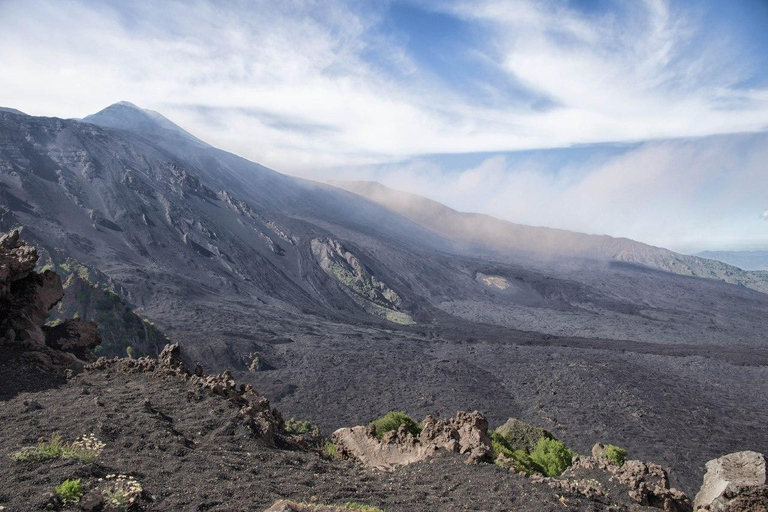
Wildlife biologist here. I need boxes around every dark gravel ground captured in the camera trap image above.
[0,360,663,512]
[171,308,768,495]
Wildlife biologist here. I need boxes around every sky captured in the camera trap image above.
[1,0,767,252]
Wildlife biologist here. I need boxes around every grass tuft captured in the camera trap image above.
[55,479,84,504]
[11,433,105,464]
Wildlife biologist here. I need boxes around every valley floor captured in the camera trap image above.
[151,303,768,495]
[2,359,661,512]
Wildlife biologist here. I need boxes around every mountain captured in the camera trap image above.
[331,180,768,294]
[81,101,204,144]
[696,250,768,271]
[2,103,768,492]
[0,107,26,116]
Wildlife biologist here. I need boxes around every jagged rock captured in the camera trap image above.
[494,417,554,452]
[158,343,189,375]
[694,451,768,511]
[552,456,692,512]
[333,410,492,470]
[43,319,101,358]
[0,230,101,372]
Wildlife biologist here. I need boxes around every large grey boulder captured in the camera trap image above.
[332,410,493,470]
[694,451,767,510]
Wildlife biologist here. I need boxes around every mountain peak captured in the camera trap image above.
[0,106,27,116]
[81,101,203,144]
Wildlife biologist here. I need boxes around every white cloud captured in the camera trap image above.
[340,132,768,252]
[0,0,766,175]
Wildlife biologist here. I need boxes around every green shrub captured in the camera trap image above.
[322,440,339,459]
[494,418,554,453]
[12,433,105,464]
[345,503,385,511]
[529,437,575,477]
[55,479,84,504]
[12,434,68,462]
[368,411,421,439]
[604,444,627,466]
[285,418,319,436]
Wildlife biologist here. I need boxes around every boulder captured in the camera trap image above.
[0,230,101,371]
[550,456,692,512]
[333,410,492,470]
[694,451,768,511]
[494,417,554,452]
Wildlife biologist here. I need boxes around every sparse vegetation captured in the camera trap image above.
[322,439,340,459]
[368,411,421,439]
[529,438,575,477]
[492,429,574,476]
[101,474,142,512]
[602,444,627,466]
[248,353,261,372]
[55,479,84,504]
[12,433,105,464]
[285,417,320,436]
[344,502,385,511]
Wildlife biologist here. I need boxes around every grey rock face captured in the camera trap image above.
[0,230,101,371]
[694,451,767,510]
[494,417,554,453]
[332,410,492,470]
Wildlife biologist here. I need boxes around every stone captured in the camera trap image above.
[494,417,554,453]
[694,451,768,511]
[0,230,101,372]
[333,410,493,470]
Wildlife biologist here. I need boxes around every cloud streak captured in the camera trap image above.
[0,0,766,174]
[335,131,768,252]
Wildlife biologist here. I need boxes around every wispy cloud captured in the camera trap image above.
[337,131,768,252]
[0,0,766,174]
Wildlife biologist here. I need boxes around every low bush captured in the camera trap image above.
[12,433,105,464]
[368,411,421,439]
[101,474,142,512]
[603,444,627,466]
[55,479,84,504]
[345,503,385,511]
[529,438,575,477]
[285,418,320,436]
[322,440,339,459]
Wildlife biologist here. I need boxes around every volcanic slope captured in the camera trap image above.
[2,105,768,492]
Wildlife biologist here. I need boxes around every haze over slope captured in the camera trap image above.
[332,180,768,294]
[696,250,768,271]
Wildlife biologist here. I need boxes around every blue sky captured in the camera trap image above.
[0,0,767,251]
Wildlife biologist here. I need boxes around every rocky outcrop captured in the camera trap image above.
[694,451,768,511]
[0,230,101,372]
[332,410,492,470]
[88,343,286,447]
[311,238,413,324]
[494,417,554,452]
[542,456,692,512]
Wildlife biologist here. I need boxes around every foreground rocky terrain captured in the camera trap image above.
[1,232,767,511]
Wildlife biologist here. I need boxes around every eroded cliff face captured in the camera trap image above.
[0,230,100,372]
[310,238,413,324]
